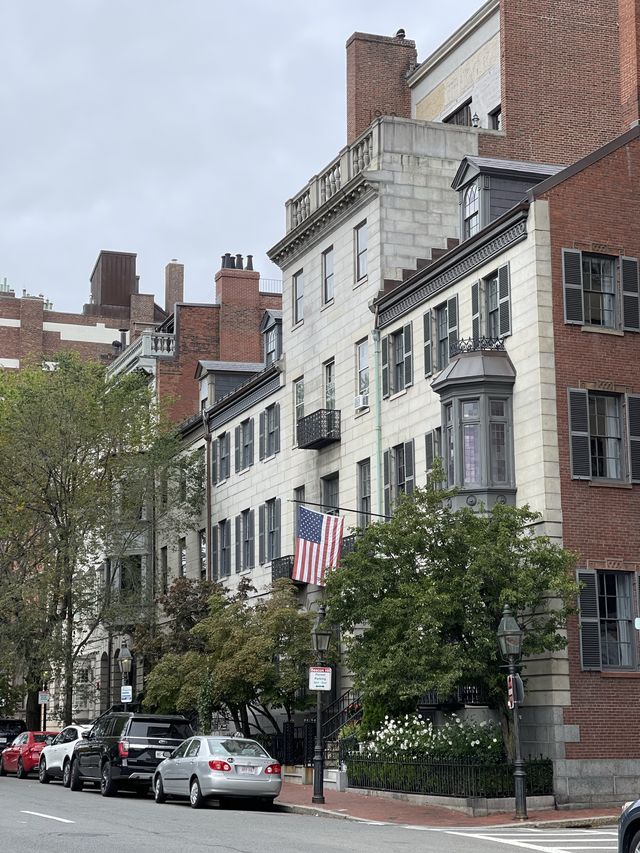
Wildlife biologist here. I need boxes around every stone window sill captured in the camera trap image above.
[600,671,640,678]
[581,325,624,336]
[589,479,632,489]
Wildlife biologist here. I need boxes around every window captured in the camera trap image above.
[471,267,511,341]
[324,360,335,410]
[293,486,305,548]
[563,249,640,332]
[235,418,254,472]
[578,569,635,670]
[489,399,509,484]
[235,508,255,572]
[160,546,168,594]
[382,323,412,397]
[436,305,449,369]
[259,402,280,459]
[294,378,304,429]
[461,400,481,486]
[322,246,334,303]
[383,440,415,517]
[356,339,369,399]
[214,432,230,483]
[568,389,640,482]
[120,555,141,594]
[444,100,472,126]
[463,183,480,239]
[178,468,187,502]
[178,537,186,578]
[199,529,207,579]
[218,520,231,577]
[425,427,442,482]
[444,403,455,487]
[265,325,281,365]
[357,459,371,528]
[322,474,339,515]
[293,270,304,324]
[355,221,368,281]
[160,473,168,509]
[489,106,501,130]
[259,498,281,564]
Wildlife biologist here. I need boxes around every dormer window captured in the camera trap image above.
[260,310,283,365]
[463,183,480,239]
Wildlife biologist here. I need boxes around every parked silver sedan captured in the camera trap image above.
[153,736,282,808]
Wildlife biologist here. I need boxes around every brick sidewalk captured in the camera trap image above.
[276,782,620,828]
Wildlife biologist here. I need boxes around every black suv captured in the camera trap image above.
[70,711,193,797]
[0,719,27,752]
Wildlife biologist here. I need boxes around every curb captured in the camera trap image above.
[276,802,619,830]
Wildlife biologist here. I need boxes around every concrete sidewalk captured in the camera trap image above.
[276,782,620,829]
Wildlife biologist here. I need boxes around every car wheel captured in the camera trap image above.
[62,760,71,788]
[631,829,640,853]
[189,777,204,809]
[69,759,83,792]
[154,776,166,804]
[38,758,50,784]
[16,758,27,779]
[100,762,117,797]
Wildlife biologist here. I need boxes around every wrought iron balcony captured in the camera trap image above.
[418,684,489,709]
[450,337,505,356]
[296,409,341,450]
[272,555,303,584]
[341,534,357,557]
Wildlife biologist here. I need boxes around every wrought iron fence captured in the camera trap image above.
[344,755,553,799]
[253,720,314,766]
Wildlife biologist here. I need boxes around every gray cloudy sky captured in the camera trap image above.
[1,1,480,312]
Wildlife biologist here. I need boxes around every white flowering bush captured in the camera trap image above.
[362,714,504,763]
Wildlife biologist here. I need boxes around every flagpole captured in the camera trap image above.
[288,499,391,520]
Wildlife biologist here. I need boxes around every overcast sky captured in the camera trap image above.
[1,1,481,312]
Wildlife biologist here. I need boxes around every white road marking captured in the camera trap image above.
[444,828,617,853]
[21,810,75,824]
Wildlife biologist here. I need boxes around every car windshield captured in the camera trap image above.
[212,739,269,758]
[128,721,193,740]
[33,734,51,744]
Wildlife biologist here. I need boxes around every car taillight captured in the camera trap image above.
[208,759,232,772]
[118,741,129,759]
[264,763,281,775]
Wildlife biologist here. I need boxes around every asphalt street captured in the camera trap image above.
[0,775,620,852]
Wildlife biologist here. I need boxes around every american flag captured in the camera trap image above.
[292,506,345,586]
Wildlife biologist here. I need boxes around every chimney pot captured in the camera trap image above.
[235,254,244,270]
[246,255,254,271]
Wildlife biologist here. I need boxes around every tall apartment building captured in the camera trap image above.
[179,0,640,804]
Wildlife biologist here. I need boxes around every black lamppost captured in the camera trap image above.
[118,642,132,711]
[311,606,332,805]
[497,604,527,821]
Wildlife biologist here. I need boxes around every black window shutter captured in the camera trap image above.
[498,264,511,337]
[258,504,265,564]
[235,426,241,472]
[382,336,390,397]
[622,256,640,332]
[274,404,281,454]
[447,295,458,358]
[471,282,480,341]
[563,249,584,324]
[235,515,242,572]
[248,419,254,466]
[274,498,281,559]
[577,569,602,670]
[383,449,391,518]
[259,412,265,460]
[423,311,432,376]
[212,439,218,484]
[403,323,413,388]
[404,439,415,494]
[628,394,640,482]
[248,509,255,569]
[211,525,218,580]
[568,389,591,479]
[425,431,434,474]
[225,433,231,478]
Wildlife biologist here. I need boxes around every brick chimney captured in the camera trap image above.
[620,0,640,128]
[346,31,416,145]
[214,253,263,363]
[164,259,184,315]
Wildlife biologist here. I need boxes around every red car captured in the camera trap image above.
[0,731,56,778]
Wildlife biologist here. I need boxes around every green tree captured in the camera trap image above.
[324,483,578,740]
[0,352,202,726]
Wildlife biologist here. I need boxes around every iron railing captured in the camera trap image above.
[259,278,283,294]
[344,755,553,798]
[253,720,315,766]
[450,337,506,356]
[322,688,362,740]
[296,409,341,449]
[418,684,489,708]
[341,534,357,557]
[271,554,308,585]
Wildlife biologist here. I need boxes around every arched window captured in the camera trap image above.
[463,183,480,239]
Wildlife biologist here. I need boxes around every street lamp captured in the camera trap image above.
[118,642,132,711]
[497,604,527,821]
[311,605,332,805]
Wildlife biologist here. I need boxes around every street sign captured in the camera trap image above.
[38,691,49,705]
[120,685,133,703]
[506,675,514,710]
[308,666,332,691]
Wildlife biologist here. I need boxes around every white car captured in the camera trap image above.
[38,724,91,787]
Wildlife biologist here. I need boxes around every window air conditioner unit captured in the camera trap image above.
[354,393,369,410]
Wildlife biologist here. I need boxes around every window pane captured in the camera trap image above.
[462,423,481,484]
[490,423,507,483]
[589,394,621,479]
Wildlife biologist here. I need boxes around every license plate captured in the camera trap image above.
[156,751,171,759]
[0,738,6,744]
[237,766,257,775]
